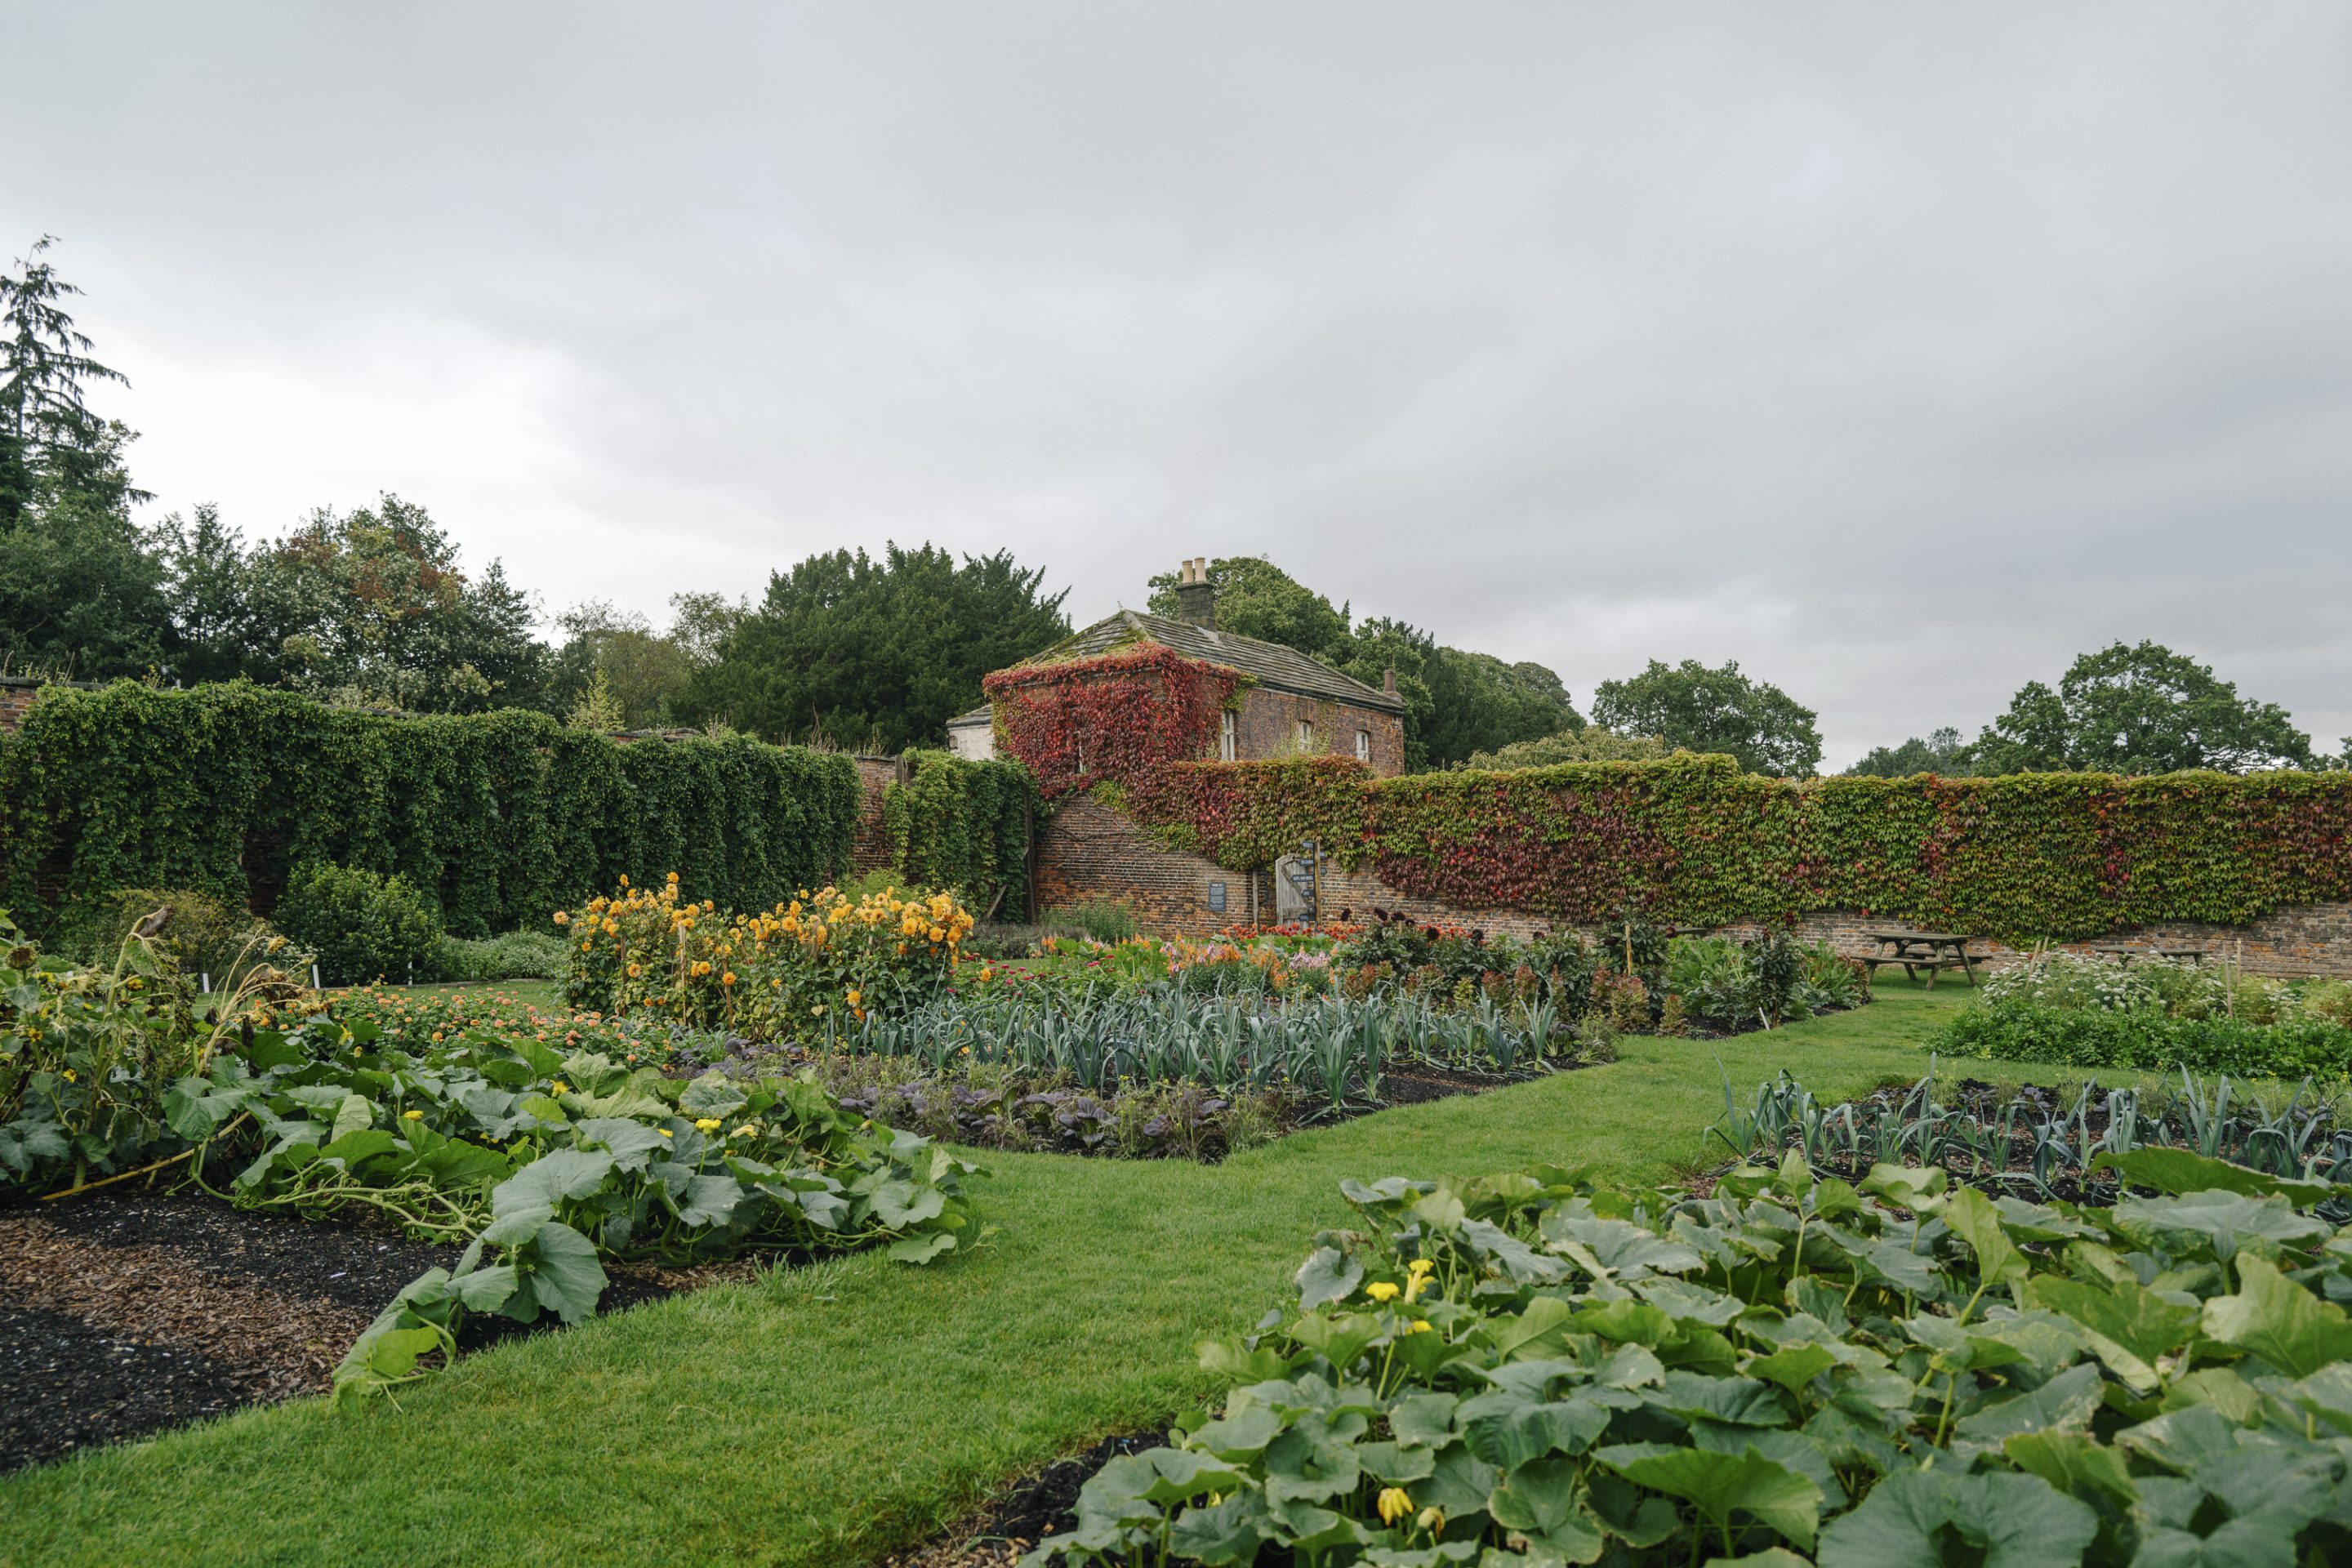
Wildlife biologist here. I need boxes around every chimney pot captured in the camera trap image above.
[1383,666,1398,695]
[1174,557,1217,629]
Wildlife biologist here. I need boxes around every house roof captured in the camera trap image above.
[947,705,993,729]
[1012,608,1406,713]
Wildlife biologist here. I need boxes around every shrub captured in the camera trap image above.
[1942,1000,2352,1077]
[1040,898,1137,944]
[1027,1153,2352,1566]
[1980,951,2233,1018]
[2305,980,2352,1028]
[274,862,445,985]
[0,912,212,1188]
[561,872,973,1039]
[1662,934,1862,1031]
[56,885,305,991]
[1951,952,2352,1076]
[1333,921,1597,1020]
[435,929,570,983]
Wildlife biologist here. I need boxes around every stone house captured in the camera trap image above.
[950,558,1408,776]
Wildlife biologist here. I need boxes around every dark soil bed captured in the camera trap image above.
[882,1432,1169,1568]
[703,1039,1555,1163]
[0,1183,671,1475]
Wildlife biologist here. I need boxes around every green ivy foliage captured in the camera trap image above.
[881,748,1038,921]
[0,682,862,938]
[1125,754,2352,942]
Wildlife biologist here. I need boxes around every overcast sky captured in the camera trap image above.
[6,3,2349,764]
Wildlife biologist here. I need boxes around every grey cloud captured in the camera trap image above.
[3,2,2347,762]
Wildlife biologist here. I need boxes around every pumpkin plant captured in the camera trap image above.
[1028,1151,2352,1566]
[156,1013,987,1405]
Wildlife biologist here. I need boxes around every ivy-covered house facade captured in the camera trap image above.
[953,559,1408,793]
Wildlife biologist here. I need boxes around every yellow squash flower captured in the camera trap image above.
[694,1117,722,1132]
[1365,1281,1400,1303]
[1376,1488,1412,1526]
[403,1109,424,1120]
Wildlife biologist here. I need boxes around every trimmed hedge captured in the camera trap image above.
[1940,1000,2352,1078]
[1122,753,2352,941]
[880,748,1038,921]
[0,682,862,938]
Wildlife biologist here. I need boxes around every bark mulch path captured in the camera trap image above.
[0,1184,681,1476]
[0,1214,375,1403]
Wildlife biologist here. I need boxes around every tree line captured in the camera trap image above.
[3,240,2333,778]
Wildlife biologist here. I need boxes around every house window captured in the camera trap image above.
[1219,710,1236,761]
[1355,729,1371,762]
[1296,719,1314,752]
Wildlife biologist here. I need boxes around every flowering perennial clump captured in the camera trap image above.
[560,873,975,1041]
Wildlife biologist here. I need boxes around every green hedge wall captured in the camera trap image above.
[1124,753,2352,941]
[880,748,1037,921]
[0,683,862,938]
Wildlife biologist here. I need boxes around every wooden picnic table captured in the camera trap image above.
[2091,945,2207,966]
[1863,929,1980,988]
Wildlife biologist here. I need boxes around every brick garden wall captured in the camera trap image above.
[1233,688,1406,777]
[0,679,98,733]
[1030,795,2352,975]
[1033,798,1264,933]
[849,756,903,873]
[1708,908,2352,980]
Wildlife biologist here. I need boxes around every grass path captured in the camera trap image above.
[1,985,2011,1566]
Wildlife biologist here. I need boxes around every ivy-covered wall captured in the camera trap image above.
[1120,753,2352,942]
[880,748,1038,921]
[983,644,1249,800]
[0,683,862,938]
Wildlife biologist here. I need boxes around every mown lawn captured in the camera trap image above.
[0,982,2074,1566]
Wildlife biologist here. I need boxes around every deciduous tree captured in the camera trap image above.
[1590,658,1822,775]
[1971,641,2310,774]
[1844,726,1976,778]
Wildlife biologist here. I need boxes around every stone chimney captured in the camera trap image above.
[1383,666,1398,696]
[1174,557,1216,629]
